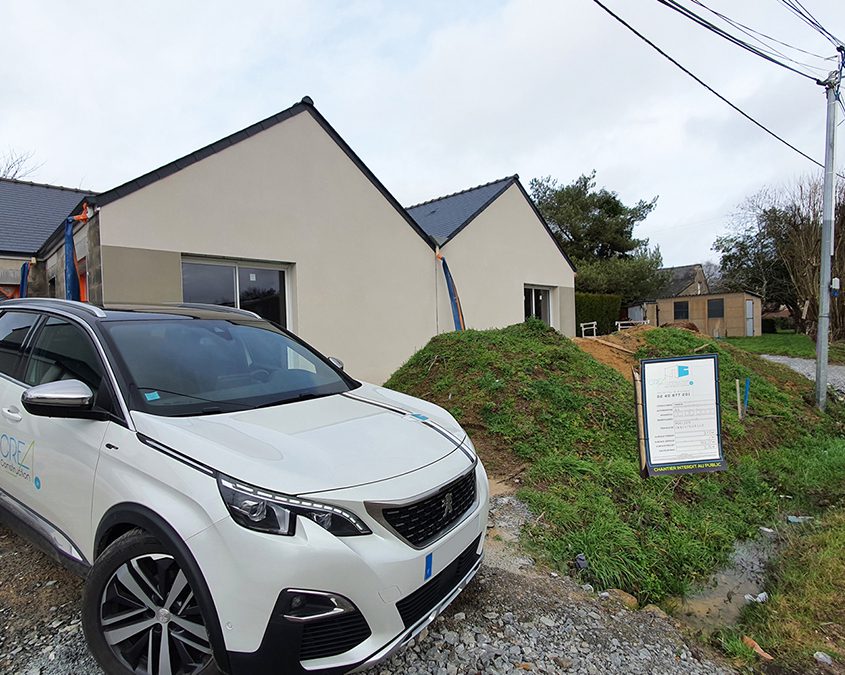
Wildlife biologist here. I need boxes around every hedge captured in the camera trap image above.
[575,292,622,335]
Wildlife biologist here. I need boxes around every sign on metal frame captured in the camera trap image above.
[637,354,726,477]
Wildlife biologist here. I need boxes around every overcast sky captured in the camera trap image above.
[3,0,843,266]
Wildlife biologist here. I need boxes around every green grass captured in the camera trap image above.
[386,321,845,604]
[721,508,845,672]
[726,331,845,364]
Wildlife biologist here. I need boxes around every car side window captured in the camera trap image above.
[25,317,105,394]
[0,311,39,380]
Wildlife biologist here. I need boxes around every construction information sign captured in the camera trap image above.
[639,354,726,476]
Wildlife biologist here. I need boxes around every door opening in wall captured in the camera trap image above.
[524,286,551,326]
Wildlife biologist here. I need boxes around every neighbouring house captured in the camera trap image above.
[407,177,576,335]
[0,178,91,299]
[628,264,712,322]
[4,98,576,383]
[644,291,762,337]
[626,263,760,337]
[658,264,710,298]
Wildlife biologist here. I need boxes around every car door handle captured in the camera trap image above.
[1,406,22,423]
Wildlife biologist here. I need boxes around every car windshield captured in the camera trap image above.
[101,319,356,416]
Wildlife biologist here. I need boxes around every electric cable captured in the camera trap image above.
[590,0,844,177]
[688,0,833,67]
[656,0,820,80]
[776,0,844,49]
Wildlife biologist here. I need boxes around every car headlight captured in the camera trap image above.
[217,474,371,537]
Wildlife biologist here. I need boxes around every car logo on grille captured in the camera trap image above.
[442,492,454,518]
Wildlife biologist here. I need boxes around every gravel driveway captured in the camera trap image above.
[1,495,733,675]
[761,355,845,394]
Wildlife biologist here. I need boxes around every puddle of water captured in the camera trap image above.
[674,536,778,633]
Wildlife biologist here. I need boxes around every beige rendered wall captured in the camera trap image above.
[653,293,761,337]
[97,110,436,384]
[435,184,576,336]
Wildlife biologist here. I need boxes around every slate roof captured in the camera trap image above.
[406,176,516,246]
[0,178,93,255]
[658,264,704,297]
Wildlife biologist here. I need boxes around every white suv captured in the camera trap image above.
[0,299,487,675]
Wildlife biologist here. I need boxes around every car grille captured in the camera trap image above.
[381,469,477,547]
[299,611,371,661]
[396,535,482,628]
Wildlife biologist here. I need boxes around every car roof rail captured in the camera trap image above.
[168,302,262,319]
[1,298,108,318]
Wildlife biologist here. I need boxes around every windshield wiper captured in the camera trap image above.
[135,386,253,411]
[253,392,325,409]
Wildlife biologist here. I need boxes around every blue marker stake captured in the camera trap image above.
[743,377,751,416]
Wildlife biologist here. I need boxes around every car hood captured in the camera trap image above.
[130,383,468,494]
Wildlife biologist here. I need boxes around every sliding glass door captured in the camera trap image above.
[182,260,286,327]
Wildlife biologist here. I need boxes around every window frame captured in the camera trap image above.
[180,257,291,328]
[673,301,690,321]
[23,316,107,394]
[0,310,44,384]
[707,298,725,319]
[524,285,554,327]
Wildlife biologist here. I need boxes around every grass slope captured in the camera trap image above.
[726,332,845,364]
[386,321,845,604]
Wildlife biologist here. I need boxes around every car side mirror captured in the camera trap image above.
[328,357,344,371]
[21,380,107,420]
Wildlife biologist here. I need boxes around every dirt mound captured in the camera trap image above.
[659,321,700,332]
[572,325,659,381]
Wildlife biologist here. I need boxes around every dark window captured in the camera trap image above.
[707,298,724,318]
[48,276,56,298]
[0,312,38,378]
[524,286,550,325]
[181,261,286,327]
[674,301,689,321]
[181,262,236,307]
[238,267,286,328]
[25,318,104,393]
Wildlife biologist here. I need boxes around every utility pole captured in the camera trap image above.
[815,67,840,411]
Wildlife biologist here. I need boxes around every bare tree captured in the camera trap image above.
[701,260,723,292]
[0,149,40,180]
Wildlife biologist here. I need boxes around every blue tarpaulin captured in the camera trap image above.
[438,254,465,331]
[19,262,29,298]
[64,218,81,301]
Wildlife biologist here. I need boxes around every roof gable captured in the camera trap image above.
[407,177,575,271]
[406,177,515,246]
[659,264,706,297]
[42,97,434,255]
[0,178,93,256]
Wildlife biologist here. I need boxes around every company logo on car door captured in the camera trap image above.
[0,433,37,487]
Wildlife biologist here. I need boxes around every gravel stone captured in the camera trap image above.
[2,493,735,675]
[761,355,845,394]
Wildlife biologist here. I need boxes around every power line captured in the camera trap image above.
[590,0,833,173]
[776,0,844,49]
[656,0,820,80]
[688,0,833,65]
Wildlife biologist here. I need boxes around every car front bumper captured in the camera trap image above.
[187,454,488,675]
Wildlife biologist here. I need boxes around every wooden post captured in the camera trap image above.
[736,379,742,420]
[633,367,648,477]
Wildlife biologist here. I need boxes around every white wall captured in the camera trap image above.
[97,110,437,384]
[435,184,576,336]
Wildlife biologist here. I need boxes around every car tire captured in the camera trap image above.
[82,528,219,675]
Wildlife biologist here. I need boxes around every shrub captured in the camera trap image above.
[575,292,621,335]
[762,318,777,334]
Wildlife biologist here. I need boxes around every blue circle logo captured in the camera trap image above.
[34,476,42,490]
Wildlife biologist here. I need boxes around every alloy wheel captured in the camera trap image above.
[99,554,212,675]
